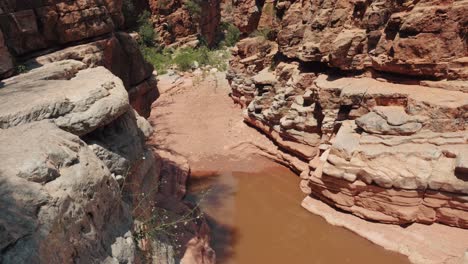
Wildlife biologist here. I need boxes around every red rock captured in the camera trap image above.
[0,29,13,78]
[0,0,122,55]
[149,0,220,47]
[227,3,468,227]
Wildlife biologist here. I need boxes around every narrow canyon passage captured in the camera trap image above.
[148,72,409,263]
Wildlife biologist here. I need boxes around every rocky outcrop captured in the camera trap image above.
[0,62,135,263]
[148,0,221,47]
[227,0,468,228]
[25,32,158,117]
[0,120,135,264]
[227,0,468,79]
[0,61,214,263]
[222,0,278,35]
[0,1,158,117]
[277,0,467,80]
[0,61,128,134]
[0,0,122,56]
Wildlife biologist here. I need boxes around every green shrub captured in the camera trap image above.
[137,11,156,46]
[173,48,199,71]
[173,46,229,72]
[220,22,241,47]
[140,46,172,74]
[15,64,28,74]
[139,43,230,74]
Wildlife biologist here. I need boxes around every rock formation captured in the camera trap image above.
[0,59,214,264]
[227,0,468,228]
[0,2,214,263]
[148,0,221,47]
[0,0,157,117]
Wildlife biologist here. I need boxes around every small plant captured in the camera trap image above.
[173,48,199,71]
[220,22,241,47]
[172,47,229,72]
[140,46,173,74]
[119,164,210,257]
[138,11,156,47]
[16,64,28,74]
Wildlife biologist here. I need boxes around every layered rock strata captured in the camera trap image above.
[0,0,123,56]
[0,61,214,263]
[148,0,221,47]
[227,0,468,228]
[222,0,279,35]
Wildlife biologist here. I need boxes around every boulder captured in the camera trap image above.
[0,121,133,263]
[0,60,129,135]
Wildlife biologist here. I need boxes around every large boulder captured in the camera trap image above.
[0,121,134,264]
[25,33,158,118]
[0,60,129,135]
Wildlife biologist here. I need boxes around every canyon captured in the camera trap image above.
[0,0,467,263]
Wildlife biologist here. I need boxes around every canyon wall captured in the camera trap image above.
[227,0,468,228]
[148,0,221,47]
[0,1,214,263]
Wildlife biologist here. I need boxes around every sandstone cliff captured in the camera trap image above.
[227,0,468,228]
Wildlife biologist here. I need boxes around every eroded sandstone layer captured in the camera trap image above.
[227,0,468,229]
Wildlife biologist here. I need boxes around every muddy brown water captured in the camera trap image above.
[185,161,410,264]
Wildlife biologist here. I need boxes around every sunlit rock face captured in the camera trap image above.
[0,62,135,263]
[0,61,215,263]
[275,0,468,80]
[0,1,214,263]
[227,0,468,228]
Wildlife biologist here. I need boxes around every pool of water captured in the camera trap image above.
[185,163,410,264]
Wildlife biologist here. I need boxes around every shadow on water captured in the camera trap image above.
[205,214,238,263]
[185,171,239,262]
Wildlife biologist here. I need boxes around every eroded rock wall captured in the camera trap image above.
[148,0,221,47]
[0,0,123,56]
[227,0,468,228]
